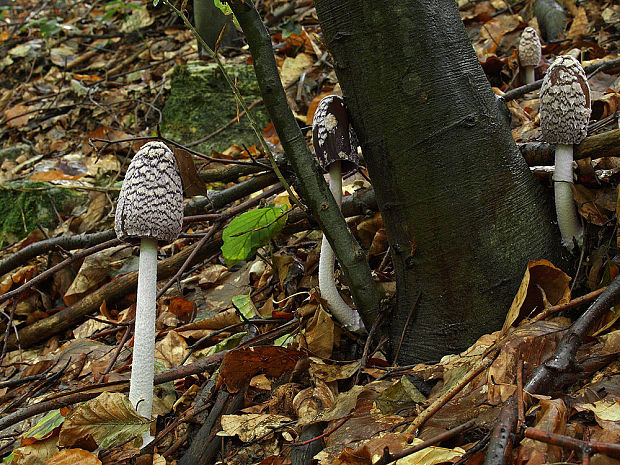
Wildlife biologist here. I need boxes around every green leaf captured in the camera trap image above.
[221,205,287,267]
[280,19,301,39]
[232,294,258,319]
[24,409,65,440]
[208,331,245,355]
[274,332,295,347]
[214,0,232,16]
[153,0,160,5]
[39,19,62,37]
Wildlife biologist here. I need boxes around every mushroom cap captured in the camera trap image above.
[115,141,184,243]
[518,27,542,68]
[312,95,360,172]
[540,55,591,145]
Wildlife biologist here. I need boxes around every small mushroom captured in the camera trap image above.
[115,141,184,445]
[540,55,591,248]
[312,95,366,334]
[519,27,542,85]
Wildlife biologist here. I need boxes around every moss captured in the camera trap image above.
[0,182,86,246]
[160,63,271,154]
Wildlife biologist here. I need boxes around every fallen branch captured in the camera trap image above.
[0,350,228,433]
[483,274,620,465]
[503,57,620,102]
[376,419,476,465]
[524,427,620,460]
[0,233,222,351]
[0,173,279,279]
[519,129,620,166]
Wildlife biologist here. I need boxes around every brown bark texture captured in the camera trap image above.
[314,0,564,363]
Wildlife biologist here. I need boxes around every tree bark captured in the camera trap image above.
[314,0,564,363]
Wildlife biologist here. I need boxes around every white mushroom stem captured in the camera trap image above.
[318,162,366,334]
[129,237,157,446]
[524,66,535,85]
[553,143,582,248]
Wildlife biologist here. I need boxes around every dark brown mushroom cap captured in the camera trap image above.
[518,27,542,68]
[540,55,591,145]
[312,95,360,172]
[115,141,184,243]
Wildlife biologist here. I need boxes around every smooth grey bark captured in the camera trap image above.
[314,0,565,363]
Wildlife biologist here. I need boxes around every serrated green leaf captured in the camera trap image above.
[221,206,287,267]
[232,294,257,319]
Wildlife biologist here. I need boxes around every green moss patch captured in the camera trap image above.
[0,182,85,246]
[160,63,270,154]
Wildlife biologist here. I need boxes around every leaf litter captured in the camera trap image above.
[0,0,619,464]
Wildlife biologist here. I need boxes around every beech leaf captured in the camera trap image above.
[221,206,287,266]
[58,392,150,449]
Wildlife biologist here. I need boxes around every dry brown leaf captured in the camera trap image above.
[4,104,30,128]
[567,6,589,38]
[46,449,101,465]
[518,399,567,465]
[155,330,187,369]
[11,437,59,465]
[0,264,36,294]
[59,392,149,449]
[168,297,195,321]
[177,307,240,336]
[310,359,361,384]
[502,259,571,333]
[219,346,304,393]
[573,184,612,226]
[218,414,293,442]
[280,53,314,88]
[63,245,131,306]
[303,304,335,359]
[29,170,86,182]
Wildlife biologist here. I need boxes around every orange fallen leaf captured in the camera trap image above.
[29,170,86,182]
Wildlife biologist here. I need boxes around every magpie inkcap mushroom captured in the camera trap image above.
[540,55,591,248]
[312,95,365,334]
[115,140,184,445]
[519,27,542,84]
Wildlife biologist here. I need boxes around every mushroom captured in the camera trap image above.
[519,27,542,85]
[539,55,591,248]
[115,141,184,444]
[312,95,366,334]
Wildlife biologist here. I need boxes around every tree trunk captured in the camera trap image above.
[314,0,565,363]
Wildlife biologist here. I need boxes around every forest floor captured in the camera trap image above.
[0,0,620,464]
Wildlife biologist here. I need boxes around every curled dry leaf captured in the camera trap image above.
[502,259,571,333]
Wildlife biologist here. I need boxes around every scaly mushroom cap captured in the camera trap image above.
[115,141,184,243]
[312,95,360,172]
[540,55,591,145]
[518,27,542,68]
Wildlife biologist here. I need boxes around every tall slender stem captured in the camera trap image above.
[553,143,582,248]
[318,163,365,333]
[129,237,158,445]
